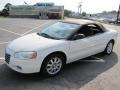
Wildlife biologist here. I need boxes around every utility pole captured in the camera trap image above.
[78,1,82,15]
[117,4,120,23]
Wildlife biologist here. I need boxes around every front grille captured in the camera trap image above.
[5,53,10,64]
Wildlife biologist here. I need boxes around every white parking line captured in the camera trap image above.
[3,22,33,29]
[83,56,105,62]
[0,27,21,36]
[92,56,105,62]
[0,57,5,64]
[0,42,9,44]
[118,36,120,39]
[21,21,52,36]
[0,57,4,60]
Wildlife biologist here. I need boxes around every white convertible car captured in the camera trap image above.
[5,21,118,76]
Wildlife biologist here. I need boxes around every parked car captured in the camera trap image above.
[105,17,117,23]
[97,17,107,21]
[5,21,118,77]
[89,17,99,20]
[116,18,120,24]
[106,17,120,24]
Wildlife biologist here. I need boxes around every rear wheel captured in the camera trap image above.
[104,41,114,55]
[40,54,65,77]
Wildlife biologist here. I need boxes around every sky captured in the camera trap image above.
[0,0,120,14]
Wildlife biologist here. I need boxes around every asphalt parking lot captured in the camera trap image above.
[0,18,120,90]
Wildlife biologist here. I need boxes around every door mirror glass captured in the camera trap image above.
[73,34,85,40]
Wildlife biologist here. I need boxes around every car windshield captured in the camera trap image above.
[38,22,80,40]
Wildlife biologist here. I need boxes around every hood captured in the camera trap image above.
[8,33,64,52]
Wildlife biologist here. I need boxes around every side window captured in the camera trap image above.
[77,24,103,37]
[87,24,103,34]
[77,25,94,37]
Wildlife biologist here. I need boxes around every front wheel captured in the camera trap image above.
[40,54,65,77]
[103,41,114,55]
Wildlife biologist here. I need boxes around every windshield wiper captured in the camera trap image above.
[37,33,60,40]
[39,33,51,38]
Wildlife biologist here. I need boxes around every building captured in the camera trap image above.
[9,3,64,19]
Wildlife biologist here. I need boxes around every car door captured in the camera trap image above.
[68,24,105,63]
[68,37,93,63]
[85,24,107,53]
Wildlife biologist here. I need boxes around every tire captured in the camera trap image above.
[40,54,65,77]
[103,41,114,55]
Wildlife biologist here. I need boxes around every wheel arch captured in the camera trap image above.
[41,51,67,67]
[39,51,67,76]
[46,51,67,62]
[109,39,115,45]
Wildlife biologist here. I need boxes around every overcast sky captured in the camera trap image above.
[0,0,120,13]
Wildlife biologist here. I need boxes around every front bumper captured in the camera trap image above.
[5,57,42,74]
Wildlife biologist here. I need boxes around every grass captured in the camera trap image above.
[0,16,6,18]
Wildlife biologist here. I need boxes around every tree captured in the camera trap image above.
[4,3,12,10]
[64,9,72,16]
[110,10,117,13]
[1,3,12,16]
[82,12,86,16]
[1,9,9,16]
[0,11,2,16]
[102,11,107,14]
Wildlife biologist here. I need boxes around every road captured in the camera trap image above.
[0,18,120,90]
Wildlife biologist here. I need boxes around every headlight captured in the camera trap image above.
[14,51,37,60]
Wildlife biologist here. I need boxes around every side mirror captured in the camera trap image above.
[73,34,85,40]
